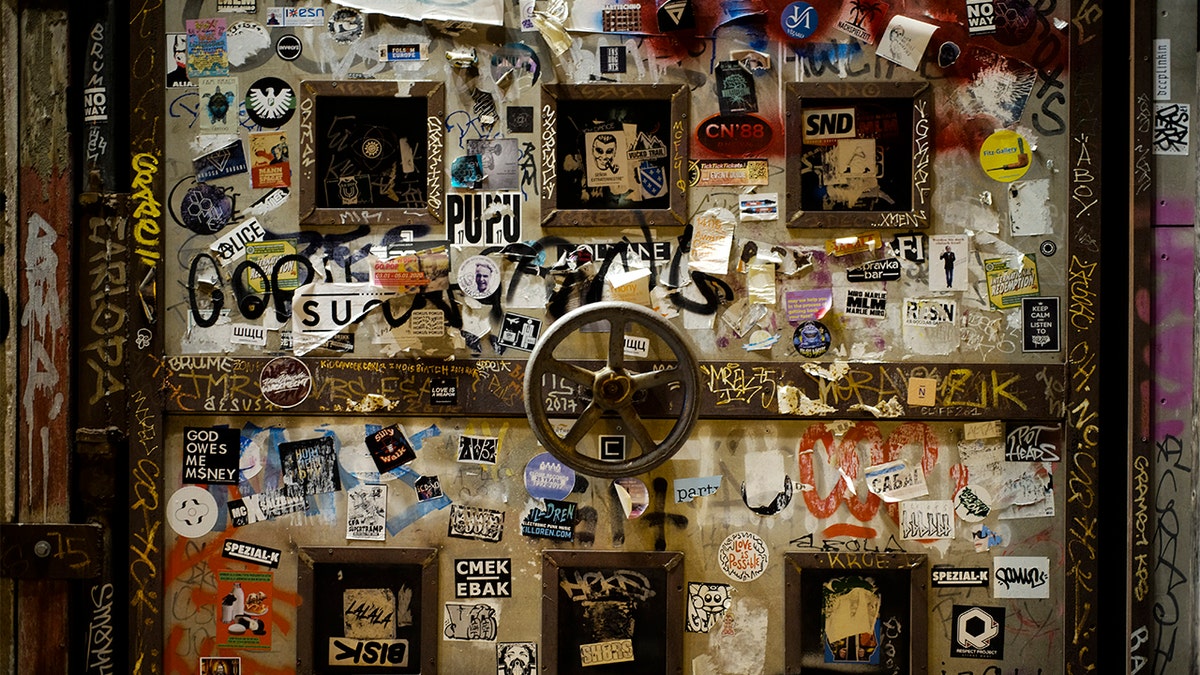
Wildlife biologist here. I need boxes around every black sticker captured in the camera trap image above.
[366,425,418,473]
[182,427,241,485]
[457,435,499,464]
[507,106,534,134]
[244,77,296,128]
[454,558,513,598]
[1004,422,1062,462]
[221,539,282,568]
[430,377,458,405]
[279,436,342,495]
[656,0,695,31]
[793,320,831,358]
[496,313,542,351]
[599,45,627,74]
[275,34,302,61]
[520,499,576,541]
[415,475,443,501]
[599,435,626,461]
[931,567,989,587]
[448,504,505,542]
[1021,296,1060,352]
[228,499,249,527]
[890,233,927,262]
[951,605,1005,659]
[846,257,901,282]
[1039,240,1057,257]
[716,61,757,115]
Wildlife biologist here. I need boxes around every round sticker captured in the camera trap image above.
[239,433,266,480]
[260,356,312,408]
[780,1,818,40]
[614,477,649,519]
[490,43,541,84]
[328,8,364,43]
[1039,240,1057,257]
[979,129,1032,182]
[992,0,1038,46]
[954,484,993,522]
[275,34,302,61]
[166,486,220,538]
[718,531,769,582]
[244,77,296,128]
[180,183,235,235]
[793,320,831,358]
[458,255,501,300]
[525,452,576,500]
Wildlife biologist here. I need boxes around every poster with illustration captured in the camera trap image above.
[928,234,970,292]
[216,570,273,650]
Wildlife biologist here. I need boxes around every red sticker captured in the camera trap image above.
[696,113,774,155]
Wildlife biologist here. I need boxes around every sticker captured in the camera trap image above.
[903,298,957,327]
[952,605,1005,659]
[907,376,937,406]
[328,8,364,42]
[1039,240,1056,257]
[507,106,534,134]
[599,435,626,461]
[844,289,887,318]
[953,484,992,522]
[496,313,542,352]
[275,33,302,61]
[193,140,248,183]
[599,45,626,74]
[695,114,773,155]
[217,570,272,649]
[864,460,929,502]
[938,41,961,68]
[834,0,889,43]
[448,192,522,246]
[346,483,387,541]
[689,208,737,275]
[200,657,242,675]
[450,155,484,189]
[182,427,241,485]
[890,232,926,262]
[972,523,1002,552]
[365,425,417,473]
[984,255,1039,309]
[1008,179,1050,236]
[802,107,856,143]
[898,500,954,539]
[1154,39,1171,101]
[197,76,236,132]
[1004,423,1062,462]
[1154,102,1191,155]
[456,255,501,301]
[457,435,499,464]
[268,7,326,27]
[674,476,722,502]
[685,582,731,633]
[979,130,1032,182]
[929,234,969,292]
[371,245,450,294]
[448,504,505,542]
[740,476,793,515]
[739,193,778,221]
[846,258,900,282]
[221,539,282,568]
[966,0,996,35]
[716,61,757,114]
[211,217,266,265]
[992,556,1049,598]
[328,638,409,667]
[580,639,634,666]
[601,4,642,31]
[166,486,220,538]
[490,42,540,85]
[228,488,307,526]
[186,18,229,78]
[443,602,498,641]
[466,138,521,190]
[454,558,512,598]
[689,159,769,186]
[498,643,538,674]
[785,289,833,324]
[718,531,768,582]
[415,475,444,501]
[931,567,989,588]
[963,420,1004,440]
[244,77,295,128]
[657,0,695,31]
[825,232,882,257]
[167,34,192,87]
[793,320,831,358]
[260,356,311,408]
[875,14,938,71]
[430,378,458,405]
[520,499,576,540]
[613,477,649,518]
[378,43,423,61]
[279,436,341,495]
[248,132,291,189]
[780,1,818,39]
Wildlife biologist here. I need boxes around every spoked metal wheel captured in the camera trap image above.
[523,301,700,478]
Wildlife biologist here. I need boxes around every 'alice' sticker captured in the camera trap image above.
[167,486,220,538]
[979,129,1032,182]
[718,531,768,582]
[793,320,831,358]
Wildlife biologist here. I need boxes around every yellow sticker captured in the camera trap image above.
[907,377,938,406]
[979,130,1031,182]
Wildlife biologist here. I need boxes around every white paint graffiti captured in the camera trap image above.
[22,212,65,513]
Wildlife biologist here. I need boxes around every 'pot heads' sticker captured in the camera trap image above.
[793,320,831,358]
[524,452,576,500]
[167,486,220,538]
[718,531,768,582]
[259,356,312,408]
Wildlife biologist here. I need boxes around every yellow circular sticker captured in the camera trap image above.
[979,130,1032,182]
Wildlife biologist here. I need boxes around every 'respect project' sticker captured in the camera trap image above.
[793,320,832,358]
[457,255,501,300]
[167,485,220,538]
[719,531,769,582]
[979,129,1032,182]
[952,605,1005,659]
[259,356,312,408]
[524,452,576,500]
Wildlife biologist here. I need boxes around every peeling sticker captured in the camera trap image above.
[848,396,904,418]
[778,385,835,415]
[675,476,722,503]
[686,582,732,633]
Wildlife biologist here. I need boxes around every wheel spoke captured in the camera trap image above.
[606,316,628,369]
[618,406,657,455]
[544,357,596,387]
[631,367,680,392]
[562,403,603,447]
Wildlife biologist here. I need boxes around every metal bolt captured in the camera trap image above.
[33,540,51,558]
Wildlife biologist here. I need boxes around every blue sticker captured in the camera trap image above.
[524,452,576,501]
[781,2,818,40]
[793,320,831,358]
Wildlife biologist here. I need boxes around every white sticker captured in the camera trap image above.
[623,335,649,358]
[457,255,501,300]
[346,483,387,541]
[992,556,1050,598]
[864,460,929,502]
[718,531,769,582]
[210,217,267,265]
[166,486,220,538]
[899,500,955,540]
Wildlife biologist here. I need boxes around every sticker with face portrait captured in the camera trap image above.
[457,255,501,300]
[584,130,629,188]
[496,642,537,675]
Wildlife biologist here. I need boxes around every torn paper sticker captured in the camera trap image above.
[688,208,736,275]
[675,476,722,503]
[290,281,393,356]
[899,499,955,539]
[864,460,929,502]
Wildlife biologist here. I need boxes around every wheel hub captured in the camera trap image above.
[595,369,633,408]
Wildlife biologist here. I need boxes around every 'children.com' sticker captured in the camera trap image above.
[979,129,1031,182]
